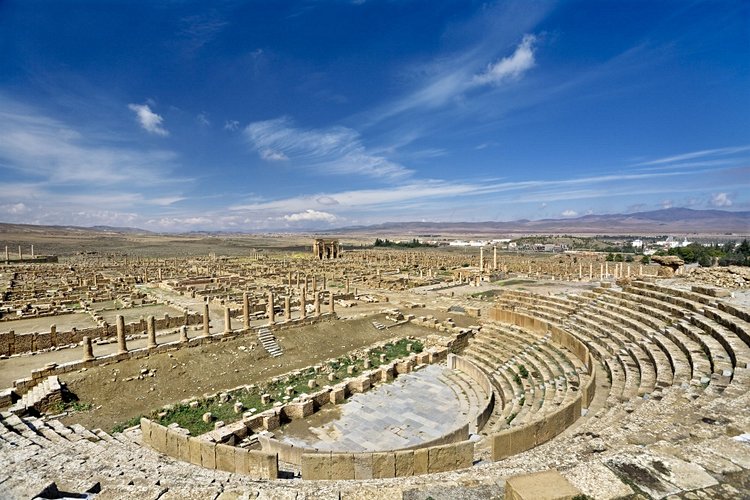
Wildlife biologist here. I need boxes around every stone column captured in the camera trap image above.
[605,262,609,278]
[589,263,593,279]
[179,325,189,343]
[267,291,275,325]
[4,246,8,262]
[312,276,317,292]
[639,265,643,276]
[242,292,250,331]
[116,315,127,354]
[578,263,582,279]
[493,246,498,270]
[18,245,22,259]
[480,247,484,272]
[345,277,350,294]
[82,336,94,361]
[147,315,157,348]
[30,245,34,258]
[203,303,210,336]
[284,296,291,321]
[323,276,327,290]
[300,290,307,320]
[224,306,232,334]
[600,263,604,279]
[329,291,335,314]
[314,292,321,317]
[288,272,292,287]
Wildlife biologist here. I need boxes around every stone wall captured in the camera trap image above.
[299,440,474,480]
[0,312,204,356]
[447,353,495,432]
[140,418,278,479]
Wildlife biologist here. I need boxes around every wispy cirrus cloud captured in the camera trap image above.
[370,32,540,123]
[473,34,536,86]
[128,103,169,136]
[244,117,412,179]
[635,145,750,166]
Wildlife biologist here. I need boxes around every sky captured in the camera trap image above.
[0,1,748,232]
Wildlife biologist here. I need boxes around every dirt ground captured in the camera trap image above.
[60,314,452,432]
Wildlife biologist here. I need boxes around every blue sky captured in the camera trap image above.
[0,1,748,231]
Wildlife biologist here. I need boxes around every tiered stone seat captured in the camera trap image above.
[462,323,585,435]
[0,411,238,499]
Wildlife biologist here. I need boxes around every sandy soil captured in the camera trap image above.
[60,314,452,432]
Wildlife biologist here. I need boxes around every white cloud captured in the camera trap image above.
[711,192,732,207]
[662,200,673,209]
[244,117,411,179]
[260,149,288,161]
[224,120,240,131]
[473,34,537,86]
[128,103,169,136]
[283,209,337,223]
[197,113,210,127]
[2,202,28,214]
[561,209,578,217]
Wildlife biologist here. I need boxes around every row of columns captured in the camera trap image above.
[83,290,337,362]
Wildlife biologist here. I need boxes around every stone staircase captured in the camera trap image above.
[8,376,64,417]
[257,327,283,357]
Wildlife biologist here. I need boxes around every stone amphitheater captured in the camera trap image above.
[1,252,749,500]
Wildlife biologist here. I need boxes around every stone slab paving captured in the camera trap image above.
[279,364,467,452]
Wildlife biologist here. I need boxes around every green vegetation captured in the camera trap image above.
[111,338,424,436]
[373,238,434,248]
[518,364,529,378]
[667,239,750,267]
[48,399,93,415]
[506,412,517,424]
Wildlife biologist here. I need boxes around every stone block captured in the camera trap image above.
[140,418,152,444]
[165,428,180,457]
[414,448,429,475]
[245,450,278,479]
[284,399,314,420]
[330,387,345,404]
[394,450,414,477]
[189,437,202,466]
[505,469,581,500]
[354,452,373,480]
[151,423,167,453]
[176,432,190,462]
[330,453,355,479]
[201,440,217,469]
[301,453,331,480]
[263,413,280,430]
[215,443,237,473]
[371,452,395,478]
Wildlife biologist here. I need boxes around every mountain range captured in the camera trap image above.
[0,208,748,236]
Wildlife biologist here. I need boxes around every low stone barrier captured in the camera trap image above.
[300,440,474,480]
[140,418,278,479]
[447,353,495,432]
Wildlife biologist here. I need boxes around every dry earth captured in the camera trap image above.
[59,313,452,432]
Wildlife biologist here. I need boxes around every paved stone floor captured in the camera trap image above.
[277,364,468,452]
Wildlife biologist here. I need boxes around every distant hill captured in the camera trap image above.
[0,208,747,237]
[331,208,750,235]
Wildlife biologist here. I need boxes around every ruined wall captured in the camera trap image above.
[299,440,474,480]
[140,418,278,479]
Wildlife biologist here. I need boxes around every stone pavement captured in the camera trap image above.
[279,364,473,452]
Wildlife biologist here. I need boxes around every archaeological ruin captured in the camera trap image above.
[0,242,749,499]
